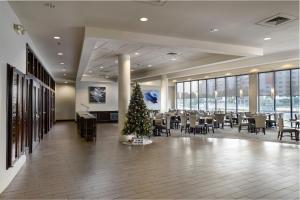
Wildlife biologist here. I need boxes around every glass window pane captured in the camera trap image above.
[184,82,191,110]
[199,80,207,110]
[237,75,249,112]
[176,82,183,110]
[292,69,300,117]
[275,70,291,123]
[226,76,237,112]
[207,79,215,111]
[216,78,225,111]
[191,81,198,110]
[259,72,274,113]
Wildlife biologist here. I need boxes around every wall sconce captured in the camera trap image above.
[271,88,275,98]
[13,24,25,35]
[214,90,218,98]
[239,89,243,97]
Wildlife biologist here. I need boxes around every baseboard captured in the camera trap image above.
[56,119,75,122]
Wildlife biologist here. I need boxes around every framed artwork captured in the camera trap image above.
[143,90,160,110]
[89,87,106,103]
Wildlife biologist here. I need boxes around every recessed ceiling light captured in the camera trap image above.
[100,66,104,69]
[64,81,68,84]
[172,80,177,82]
[139,17,148,22]
[57,52,63,56]
[204,75,209,78]
[134,52,140,55]
[105,75,110,79]
[250,68,259,73]
[60,62,64,65]
[187,78,191,81]
[264,37,271,41]
[82,74,88,77]
[131,69,135,72]
[171,58,177,61]
[62,68,66,72]
[225,73,232,76]
[53,36,60,40]
[282,64,292,68]
[209,28,219,33]
[88,70,93,73]
[63,73,67,76]
[147,64,152,67]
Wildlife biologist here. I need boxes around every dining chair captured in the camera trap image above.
[238,114,250,133]
[214,114,225,128]
[180,115,189,133]
[254,115,267,134]
[206,117,215,133]
[277,118,297,140]
[224,113,233,128]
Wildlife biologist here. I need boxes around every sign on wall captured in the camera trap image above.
[89,86,106,103]
[143,90,160,110]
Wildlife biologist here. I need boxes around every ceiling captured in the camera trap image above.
[85,38,236,79]
[8,1,299,83]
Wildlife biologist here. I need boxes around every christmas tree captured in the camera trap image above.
[122,83,152,137]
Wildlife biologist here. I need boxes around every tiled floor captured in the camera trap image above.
[1,122,299,199]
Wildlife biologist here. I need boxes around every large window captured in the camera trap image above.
[226,76,237,112]
[259,72,275,113]
[237,75,249,112]
[292,69,299,117]
[176,82,183,110]
[275,70,290,122]
[216,78,225,111]
[183,82,191,110]
[191,81,198,110]
[199,80,207,110]
[207,79,216,111]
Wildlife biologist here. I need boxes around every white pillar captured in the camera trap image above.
[118,54,131,135]
[160,75,168,113]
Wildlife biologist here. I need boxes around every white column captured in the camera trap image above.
[160,75,168,113]
[249,73,258,113]
[118,54,131,135]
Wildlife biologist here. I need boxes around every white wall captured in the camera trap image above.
[55,84,76,120]
[0,2,51,193]
[76,81,118,112]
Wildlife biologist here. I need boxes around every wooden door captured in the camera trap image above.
[31,80,41,151]
[7,65,26,169]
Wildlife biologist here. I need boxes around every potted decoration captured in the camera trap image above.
[122,83,152,145]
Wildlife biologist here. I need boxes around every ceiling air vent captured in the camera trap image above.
[135,0,167,7]
[256,13,297,27]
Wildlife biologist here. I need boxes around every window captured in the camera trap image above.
[275,70,290,123]
[259,72,274,113]
[237,75,249,112]
[198,80,207,110]
[226,76,237,112]
[207,79,215,111]
[183,82,191,110]
[292,69,299,117]
[216,78,225,111]
[176,82,183,109]
[191,81,198,110]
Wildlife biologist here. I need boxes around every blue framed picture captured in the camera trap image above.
[143,90,160,110]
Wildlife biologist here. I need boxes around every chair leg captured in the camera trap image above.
[212,127,214,133]
[280,131,283,140]
[277,131,280,139]
[263,128,265,135]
